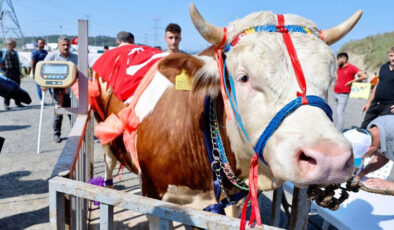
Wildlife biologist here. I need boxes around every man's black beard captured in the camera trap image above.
[338,63,344,68]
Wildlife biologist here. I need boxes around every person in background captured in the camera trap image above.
[44,36,78,143]
[31,37,52,104]
[0,38,23,110]
[333,52,367,131]
[361,47,394,128]
[344,115,394,191]
[370,72,379,90]
[103,45,109,52]
[116,31,134,46]
[164,23,183,53]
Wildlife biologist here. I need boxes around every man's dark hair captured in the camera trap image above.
[165,23,181,34]
[337,52,348,60]
[36,37,45,43]
[117,31,134,43]
[104,45,109,50]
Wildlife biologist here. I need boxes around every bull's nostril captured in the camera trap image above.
[299,152,317,165]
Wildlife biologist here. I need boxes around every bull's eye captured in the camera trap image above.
[239,75,249,83]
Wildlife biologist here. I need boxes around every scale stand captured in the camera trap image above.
[37,90,45,154]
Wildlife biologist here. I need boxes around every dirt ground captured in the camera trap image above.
[0,77,366,229]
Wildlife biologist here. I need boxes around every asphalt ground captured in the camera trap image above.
[0,77,366,229]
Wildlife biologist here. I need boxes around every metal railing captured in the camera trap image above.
[49,176,284,230]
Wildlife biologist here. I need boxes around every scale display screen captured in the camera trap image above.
[35,61,77,88]
[42,64,69,75]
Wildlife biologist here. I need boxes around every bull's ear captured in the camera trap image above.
[158,53,220,97]
[193,55,221,97]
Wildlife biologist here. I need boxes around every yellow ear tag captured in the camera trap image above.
[175,69,192,91]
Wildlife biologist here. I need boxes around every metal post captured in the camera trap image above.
[271,186,284,227]
[49,183,66,230]
[289,187,311,230]
[73,19,89,230]
[77,19,89,115]
[37,90,45,154]
[100,204,114,230]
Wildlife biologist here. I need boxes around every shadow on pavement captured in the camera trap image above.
[0,104,43,113]
[0,170,48,199]
[0,206,48,230]
[0,125,30,131]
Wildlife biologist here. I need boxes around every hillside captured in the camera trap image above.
[338,31,394,75]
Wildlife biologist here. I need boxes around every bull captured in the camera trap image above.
[91,4,362,228]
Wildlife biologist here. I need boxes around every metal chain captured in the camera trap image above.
[208,99,249,205]
[209,99,249,191]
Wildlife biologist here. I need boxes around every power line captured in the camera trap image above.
[0,0,24,46]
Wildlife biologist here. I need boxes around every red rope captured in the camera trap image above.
[277,14,308,105]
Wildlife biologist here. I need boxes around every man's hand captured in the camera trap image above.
[362,102,371,112]
[345,80,353,86]
[363,177,394,190]
[391,105,394,113]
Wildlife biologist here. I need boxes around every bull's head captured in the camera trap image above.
[190,4,362,189]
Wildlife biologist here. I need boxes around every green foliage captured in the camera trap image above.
[339,31,394,70]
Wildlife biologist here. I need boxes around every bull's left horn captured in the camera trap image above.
[189,3,224,46]
[322,10,362,45]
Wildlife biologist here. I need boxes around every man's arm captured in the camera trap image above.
[30,56,36,78]
[345,70,368,86]
[362,78,379,112]
[357,152,389,179]
[363,177,394,190]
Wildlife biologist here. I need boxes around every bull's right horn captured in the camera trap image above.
[322,10,363,45]
[189,3,224,46]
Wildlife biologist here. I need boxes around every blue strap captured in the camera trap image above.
[222,61,250,141]
[254,95,332,165]
[202,96,222,202]
[203,190,249,215]
[203,97,249,214]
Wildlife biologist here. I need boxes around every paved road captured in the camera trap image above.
[0,77,365,229]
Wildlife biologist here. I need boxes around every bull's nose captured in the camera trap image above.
[296,142,354,184]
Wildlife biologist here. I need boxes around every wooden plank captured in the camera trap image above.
[288,187,311,230]
[270,186,284,227]
[100,203,114,230]
[49,177,284,230]
[51,114,88,178]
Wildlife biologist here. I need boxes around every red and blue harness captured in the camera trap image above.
[203,14,333,229]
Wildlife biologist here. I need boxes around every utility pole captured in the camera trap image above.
[0,0,25,48]
[153,17,160,47]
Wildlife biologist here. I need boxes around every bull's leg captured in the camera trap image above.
[103,144,117,188]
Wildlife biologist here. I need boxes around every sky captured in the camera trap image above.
[6,0,394,52]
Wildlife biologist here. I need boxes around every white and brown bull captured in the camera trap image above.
[91,4,362,228]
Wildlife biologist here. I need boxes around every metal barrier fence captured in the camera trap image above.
[49,176,284,230]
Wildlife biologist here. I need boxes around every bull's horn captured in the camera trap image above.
[322,10,362,45]
[189,3,224,46]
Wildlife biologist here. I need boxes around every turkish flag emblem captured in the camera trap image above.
[72,37,78,45]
